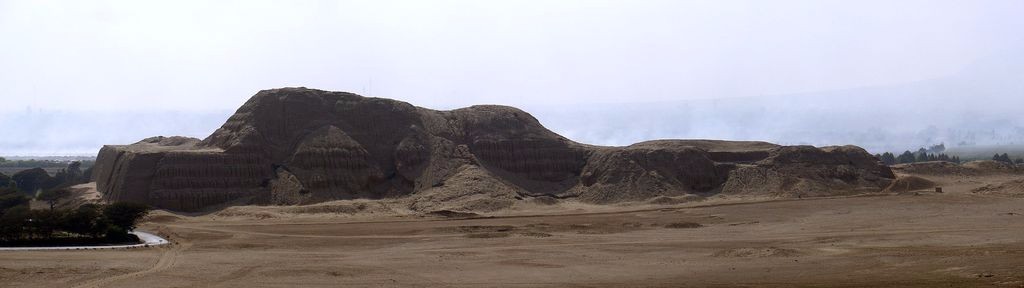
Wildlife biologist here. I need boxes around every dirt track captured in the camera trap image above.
[3,174,1024,287]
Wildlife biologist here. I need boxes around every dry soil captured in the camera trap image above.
[3,172,1024,287]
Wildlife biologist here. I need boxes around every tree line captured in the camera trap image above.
[0,187,150,245]
[0,161,90,197]
[991,153,1024,164]
[0,157,95,169]
[0,161,150,246]
[875,145,1024,166]
[875,149,960,165]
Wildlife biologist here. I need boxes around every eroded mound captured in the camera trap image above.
[972,179,1024,197]
[884,175,936,193]
[93,87,895,211]
[892,161,973,176]
[962,160,1022,174]
[406,165,521,213]
[719,145,895,197]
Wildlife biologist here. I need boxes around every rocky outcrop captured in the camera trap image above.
[94,88,896,211]
[571,140,781,203]
[573,145,719,203]
[406,165,521,213]
[92,137,268,210]
[884,175,936,193]
[719,145,896,197]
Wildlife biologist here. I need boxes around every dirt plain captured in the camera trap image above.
[3,170,1024,287]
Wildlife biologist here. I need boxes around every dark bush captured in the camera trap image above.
[62,204,107,238]
[0,187,30,214]
[36,188,72,211]
[103,202,151,232]
[11,168,57,195]
[0,172,12,188]
[0,206,29,241]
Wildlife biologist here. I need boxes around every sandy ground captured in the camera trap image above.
[3,172,1024,287]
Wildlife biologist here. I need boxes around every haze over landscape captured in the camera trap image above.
[2,0,1023,155]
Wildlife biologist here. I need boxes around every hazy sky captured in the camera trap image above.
[2,0,1024,156]
[1,0,1021,111]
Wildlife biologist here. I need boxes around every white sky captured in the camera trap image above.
[1,0,1021,112]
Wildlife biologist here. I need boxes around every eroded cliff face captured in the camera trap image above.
[92,137,269,211]
[95,88,895,211]
[720,145,896,197]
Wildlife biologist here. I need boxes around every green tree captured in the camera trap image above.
[898,151,916,164]
[51,161,86,188]
[26,209,65,240]
[12,168,57,195]
[878,152,897,165]
[36,188,71,211]
[993,153,1013,163]
[916,152,930,162]
[0,187,29,214]
[0,172,12,188]
[62,204,107,238]
[0,201,152,243]
[102,202,151,232]
[0,206,29,241]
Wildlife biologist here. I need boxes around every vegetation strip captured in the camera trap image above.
[0,231,168,251]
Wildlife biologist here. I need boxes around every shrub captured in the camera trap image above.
[0,172,12,188]
[11,168,57,195]
[103,202,151,232]
[0,187,29,214]
[0,206,29,241]
[36,188,71,211]
[62,204,107,238]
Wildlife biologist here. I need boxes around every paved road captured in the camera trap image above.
[0,231,169,251]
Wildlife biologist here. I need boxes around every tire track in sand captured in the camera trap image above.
[71,238,190,288]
